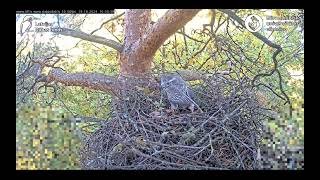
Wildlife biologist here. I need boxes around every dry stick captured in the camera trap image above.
[192,100,252,152]
[228,135,245,169]
[90,12,125,35]
[184,36,213,69]
[194,135,222,156]
[146,140,204,149]
[106,28,122,43]
[214,122,254,153]
[132,147,226,170]
[136,110,149,139]
[186,107,223,141]
[162,149,207,166]
[176,30,204,43]
[182,27,189,54]
[205,133,215,161]
[193,100,246,148]
[173,34,182,66]
[137,149,163,166]
[16,39,29,58]
[122,98,139,132]
[255,83,286,102]
[193,124,218,148]
[197,51,218,71]
[225,20,255,64]
[222,100,248,123]
[115,111,130,138]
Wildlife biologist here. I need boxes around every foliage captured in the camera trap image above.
[16,104,81,169]
[16,9,304,169]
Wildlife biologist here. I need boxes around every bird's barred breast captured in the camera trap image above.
[167,90,193,106]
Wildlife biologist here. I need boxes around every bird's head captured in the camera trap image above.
[160,74,177,90]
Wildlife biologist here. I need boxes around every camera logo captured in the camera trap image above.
[245,14,263,32]
[19,16,38,36]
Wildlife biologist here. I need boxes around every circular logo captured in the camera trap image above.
[245,14,263,32]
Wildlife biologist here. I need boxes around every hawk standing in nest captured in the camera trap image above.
[160,74,202,113]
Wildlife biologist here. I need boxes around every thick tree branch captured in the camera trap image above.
[136,9,201,59]
[46,68,217,95]
[47,68,119,95]
[176,70,206,81]
[119,9,200,76]
[56,28,123,52]
[124,10,151,46]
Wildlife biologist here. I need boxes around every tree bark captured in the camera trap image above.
[44,10,201,94]
[47,68,119,95]
[119,9,152,76]
[119,9,200,76]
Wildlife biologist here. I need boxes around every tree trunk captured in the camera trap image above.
[45,10,201,95]
[120,10,152,76]
[119,9,200,77]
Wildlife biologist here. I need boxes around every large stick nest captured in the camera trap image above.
[80,73,266,170]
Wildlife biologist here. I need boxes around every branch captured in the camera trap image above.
[56,28,123,52]
[47,68,119,96]
[217,9,283,84]
[90,12,125,35]
[218,9,281,49]
[176,30,204,43]
[184,35,213,69]
[175,70,229,81]
[136,9,201,58]
[218,9,293,117]
[176,70,205,81]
